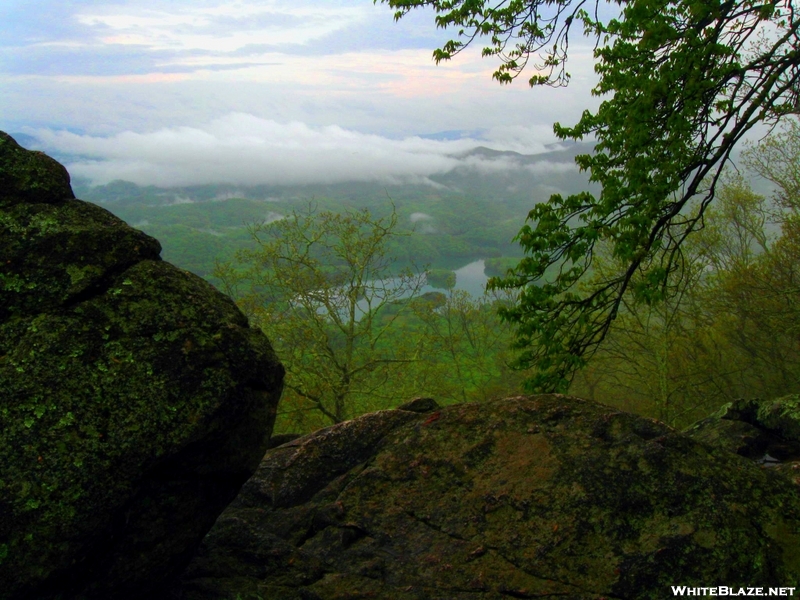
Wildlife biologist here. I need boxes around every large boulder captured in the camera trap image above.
[685,395,800,459]
[0,132,285,599]
[685,395,800,484]
[175,394,800,600]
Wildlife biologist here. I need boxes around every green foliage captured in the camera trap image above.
[426,268,456,289]
[744,119,800,212]
[215,205,526,433]
[571,129,800,426]
[382,0,800,392]
[107,190,527,283]
[217,205,429,427]
[483,256,519,278]
[410,289,526,404]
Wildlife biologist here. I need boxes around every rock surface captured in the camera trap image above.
[685,395,800,484]
[0,132,285,599]
[685,395,800,458]
[175,394,800,600]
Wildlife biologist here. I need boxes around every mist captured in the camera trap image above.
[29,114,571,188]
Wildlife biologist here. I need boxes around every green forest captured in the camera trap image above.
[64,0,799,437]
[89,120,800,435]
[6,1,800,596]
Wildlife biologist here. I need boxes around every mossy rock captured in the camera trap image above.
[176,395,800,599]
[685,396,800,462]
[0,132,73,205]
[0,133,285,599]
[0,194,163,321]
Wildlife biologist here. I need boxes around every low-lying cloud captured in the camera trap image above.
[409,212,436,233]
[409,212,433,223]
[30,113,572,188]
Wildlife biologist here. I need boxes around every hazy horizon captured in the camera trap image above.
[1,0,602,188]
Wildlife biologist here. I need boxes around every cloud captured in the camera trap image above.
[456,155,527,175]
[75,2,371,53]
[409,212,436,233]
[1,1,603,147]
[482,124,565,155]
[409,212,433,223]
[31,113,571,188]
[1,1,380,79]
[524,161,578,175]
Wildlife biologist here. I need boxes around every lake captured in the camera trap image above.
[422,259,489,298]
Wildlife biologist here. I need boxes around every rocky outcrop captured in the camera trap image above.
[685,395,800,484]
[0,132,285,599]
[175,394,800,600]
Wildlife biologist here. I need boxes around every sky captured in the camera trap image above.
[0,0,603,187]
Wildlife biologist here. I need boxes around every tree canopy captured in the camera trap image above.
[570,126,800,425]
[216,206,426,427]
[379,0,800,391]
[215,206,525,432]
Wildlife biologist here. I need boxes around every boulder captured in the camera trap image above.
[175,394,800,600]
[685,396,800,463]
[0,132,285,599]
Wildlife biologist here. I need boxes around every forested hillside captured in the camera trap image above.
[79,124,800,435]
[73,142,594,282]
[75,144,592,432]
[6,1,800,596]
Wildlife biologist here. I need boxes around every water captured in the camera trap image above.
[423,259,489,298]
[308,259,492,321]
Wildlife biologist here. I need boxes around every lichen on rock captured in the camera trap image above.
[685,395,800,462]
[0,131,74,205]
[176,394,800,599]
[0,132,284,600]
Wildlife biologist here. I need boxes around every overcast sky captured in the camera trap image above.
[1,0,603,187]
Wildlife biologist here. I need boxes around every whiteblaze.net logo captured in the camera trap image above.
[672,587,796,597]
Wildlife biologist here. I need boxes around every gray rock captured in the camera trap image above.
[175,395,800,599]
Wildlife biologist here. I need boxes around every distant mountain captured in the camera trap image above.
[44,138,603,282]
[453,146,527,159]
[10,127,596,209]
[71,141,597,210]
[453,141,593,163]
[425,141,597,207]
